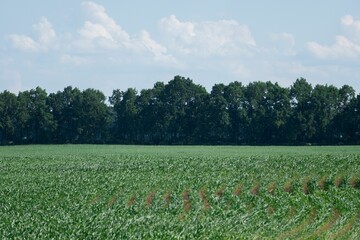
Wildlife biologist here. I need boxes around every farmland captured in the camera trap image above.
[0,145,359,239]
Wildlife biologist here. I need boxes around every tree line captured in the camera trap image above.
[0,76,359,145]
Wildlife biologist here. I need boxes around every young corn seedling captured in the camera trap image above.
[349,176,359,189]
[145,191,155,208]
[267,182,276,195]
[108,193,120,207]
[164,191,171,208]
[127,195,136,207]
[233,184,243,196]
[318,175,330,191]
[182,189,191,212]
[302,177,313,195]
[251,183,260,196]
[334,175,345,188]
[284,180,293,193]
[199,187,211,210]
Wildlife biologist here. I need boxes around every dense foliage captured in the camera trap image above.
[0,145,359,238]
[0,76,359,145]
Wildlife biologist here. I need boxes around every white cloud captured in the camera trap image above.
[341,15,360,44]
[308,36,360,59]
[80,1,130,45]
[77,21,119,50]
[8,17,57,52]
[308,15,360,59]
[8,34,40,52]
[77,1,175,64]
[33,17,57,47]
[159,15,195,44]
[138,30,178,65]
[8,1,177,66]
[82,1,126,36]
[79,21,114,41]
[159,15,256,56]
[341,15,354,26]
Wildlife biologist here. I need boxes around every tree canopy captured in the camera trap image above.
[0,76,359,145]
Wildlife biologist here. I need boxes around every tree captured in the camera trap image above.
[311,84,342,144]
[243,81,268,144]
[17,87,55,143]
[0,91,18,143]
[48,86,82,143]
[263,82,291,144]
[110,88,138,143]
[288,78,315,144]
[0,76,359,146]
[78,88,110,143]
[158,76,207,144]
[332,94,360,144]
[223,82,247,144]
[204,84,230,144]
[241,81,291,144]
[136,82,166,144]
[328,85,356,143]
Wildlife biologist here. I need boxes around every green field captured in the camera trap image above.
[0,145,359,239]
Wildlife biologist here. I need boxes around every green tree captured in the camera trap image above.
[1,76,358,146]
[78,88,110,143]
[158,76,207,144]
[136,82,165,144]
[48,86,82,143]
[204,84,230,144]
[110,88,138,143]
[243,81,268,144]
[288,78,315,144]
[311,84,341,144]
[0,91,18,143]
[263,82,291,144]
[242,81,291,144]
[17,87,55,143]
[331,92,359,144]
[223,82,247,144]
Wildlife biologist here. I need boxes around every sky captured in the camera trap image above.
[1,0,360,97]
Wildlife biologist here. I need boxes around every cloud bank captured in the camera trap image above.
[159,15,256,56]
[4,2,360,95]
[8,1,177,66]
[9,17,57,52]
[308,15,360,59]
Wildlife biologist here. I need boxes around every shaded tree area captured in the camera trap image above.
[0,76,359,145]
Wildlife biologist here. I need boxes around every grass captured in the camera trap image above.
[0,145,359,238]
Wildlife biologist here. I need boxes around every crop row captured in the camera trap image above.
[89,175,359,211]
[85,180,359,239]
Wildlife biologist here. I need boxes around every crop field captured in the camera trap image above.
[0,145,359,239]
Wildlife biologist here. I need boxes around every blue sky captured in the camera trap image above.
[1,0,360,96]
